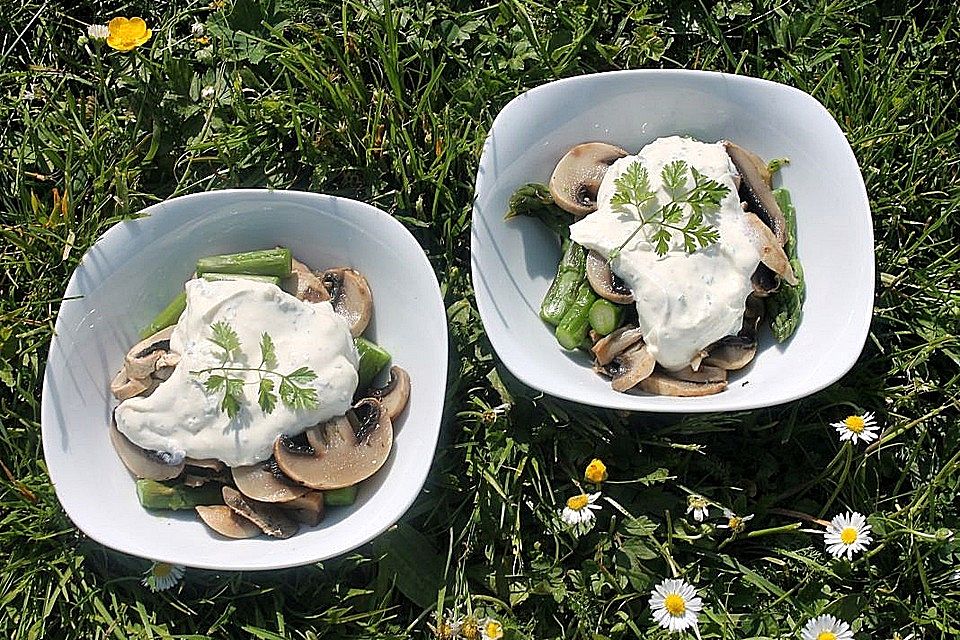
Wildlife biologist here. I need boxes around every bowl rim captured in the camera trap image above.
[41,188,448,569]
[471,69,875,412]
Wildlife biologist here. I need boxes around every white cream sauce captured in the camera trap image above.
[115,279,358,466]
[569,136,761,371]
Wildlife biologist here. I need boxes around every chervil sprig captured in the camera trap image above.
[608,159,728,259]
[192,321,318,418]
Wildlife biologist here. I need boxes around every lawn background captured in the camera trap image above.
[1,0,959,638]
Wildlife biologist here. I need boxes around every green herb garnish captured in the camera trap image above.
[193,321,318,418]
[608,159,729,258]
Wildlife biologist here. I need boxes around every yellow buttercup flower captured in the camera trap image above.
[107,17,152,52]
[584,458,608,483]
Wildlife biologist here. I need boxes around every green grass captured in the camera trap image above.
[2,0,959,638]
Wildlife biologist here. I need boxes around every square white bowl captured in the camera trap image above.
[42,190,447,570]
[471,70,874,412]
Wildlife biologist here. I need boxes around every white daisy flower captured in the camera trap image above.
[141,561,185,592]
[831,411,879,444]
[825,511,872,559]
[686,495,710,522]
[191,22,206,36]
[87,24,109,40]
[649,578,703,633]
[717,508,754,533]
[560,492,601,531]
[800,614,854,640]
[428,610,460,639]
[481,618,504,640]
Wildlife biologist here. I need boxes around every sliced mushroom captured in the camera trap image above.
[110,418,184,480]
[286,258,331,303]
[124,326,175,380]
[366,366,410,421]
[637,371,728,397]
[725,141,787,245]
[724,141,772,188]
[232,459,309,503]
[222,486,299,539]
[669,364,728,383]
[549,142,628,216]
[703,335,757,371]
[184,458,226,473]
[591,325,644,366]
[600,343,656,392]
[751,264,780,297]
[196,505,262,539]
[743,213,798,286]
[110,369,156,401]
[586,250,634,304]
[274,399,393,490]
[322,268,373,337]
[278,491,325,526]
[742,295,764,338]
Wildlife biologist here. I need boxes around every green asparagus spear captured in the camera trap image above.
[766,188,805,342]
[136,479,223,510]
[556,282,599,350]
[588,298,625,336]
[324,485,359,506]
[139,291,186,339]
[196,248,292,278]
[540,241,587,325]
[200,273,282,286]
[504,183,575,240]
[354,337,391,391]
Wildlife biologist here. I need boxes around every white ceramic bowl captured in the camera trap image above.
[42,190,447,570]
[471,70,874,411]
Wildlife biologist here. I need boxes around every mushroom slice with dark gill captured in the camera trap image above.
[702,295,763,371]
[278,491,325,526]
[222,486,299,539]
[668,365,728,384]
[123,325,175,380]
[724,141,788,246]
[273,398,393,490]
[637,371,727,397]
[586,250,634,304]
[591,325,644,366]
[549,142,628,216]
[702,335,757,371]
[110,370,158,401]
[743,214,798,286]
[751,264,780,297]
[286,258,331,303]
[232,459,309,503]
[598,343,656,392]
[196,505,262,539]
[322,268,373,337]
[181,458,228,487]
[365,365,411,421]
[110,418,184,481]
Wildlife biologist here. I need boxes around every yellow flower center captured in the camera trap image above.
[840,527,859,544]
[153,563,173,578]
[843,415,865,433]
[585,459,608,483]
[728,517,742,529]
[461,618,478,640]
[817,632,837,640]
[664,594,686,616]
[567,494,589,510]
[484,620,503,639]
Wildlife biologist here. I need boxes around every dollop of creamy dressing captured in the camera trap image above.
[569,136,761,371]
[115,279,358,466]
